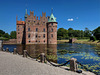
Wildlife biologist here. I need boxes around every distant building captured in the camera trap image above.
[16,9,57,44]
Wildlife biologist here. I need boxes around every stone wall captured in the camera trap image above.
[3,39,17,44]
[69,38,77,43]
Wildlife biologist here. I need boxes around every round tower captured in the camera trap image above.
[47,11,57,44]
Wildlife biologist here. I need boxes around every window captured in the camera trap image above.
[51,18,53,20]
[36,40,37,42]
[37,22,39,25]
[29,40,31,43]
[43,34,45,38]
[51,28,53,32]
[44,40,45,43]
[28,34,30,38]
[18,26,19,28]
[18,32,19,34]
[51,34,53,38]
[36,34,38,38]
[18,29,19,31]
[43,28,45,32]
[51,23,53,25]
[28,28,30,31]
[36,28,38,32]
[28,20,30,22]
[34,21,35,23]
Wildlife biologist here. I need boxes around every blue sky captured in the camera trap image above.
[0,0,100,34]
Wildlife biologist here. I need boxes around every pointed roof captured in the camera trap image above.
[48,13,56,22]
[24,9,27,18]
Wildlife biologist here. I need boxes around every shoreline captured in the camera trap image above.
[57,40,100,45]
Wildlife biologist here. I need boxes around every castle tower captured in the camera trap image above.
[16,20,25,44]
[47,11,57,44]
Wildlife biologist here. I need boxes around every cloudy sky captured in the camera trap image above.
[0,0,100,33]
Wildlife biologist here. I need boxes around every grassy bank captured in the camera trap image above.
[57,39,100,45]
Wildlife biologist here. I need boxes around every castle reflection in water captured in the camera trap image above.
[16,44,57,62]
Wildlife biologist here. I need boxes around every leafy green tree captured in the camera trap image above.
[57,28,69,39]
[84,27,91,37]
[93,26,100,40]
[80,30,84,37]
[3,33,10,39]
[0,30,5,37]
[10,31,16,39]
[68,28,74,37]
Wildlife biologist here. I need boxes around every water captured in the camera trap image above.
[3,43,100,74]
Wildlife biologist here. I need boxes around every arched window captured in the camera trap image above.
[36,28,38,32]
[51,23,53,25]
[36,34,38,38]
[51,34,53,38]
[28,34,30,38]
[28,28,30,31]
[43,28,45,32]
[43,34,45,38]
[29,40,31,43]
[51,28,53,32]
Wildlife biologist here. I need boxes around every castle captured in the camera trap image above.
[16,9,57,44]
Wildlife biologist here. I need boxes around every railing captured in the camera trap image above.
[1,48,98,75]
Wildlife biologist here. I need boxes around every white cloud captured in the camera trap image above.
[67,18,74,21]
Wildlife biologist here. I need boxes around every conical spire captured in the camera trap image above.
[25,9,27,14]
[25,9,27,21]
[48,8,56,22]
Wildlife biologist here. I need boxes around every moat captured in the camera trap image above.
[3,43,100,74]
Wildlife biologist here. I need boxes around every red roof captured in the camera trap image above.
[17,21,25,25]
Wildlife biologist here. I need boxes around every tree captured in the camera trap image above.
[10,31,16,39]
[93,26,100,40]
[0,30,5,37]
[84,27,91,37]
[3,33,10,39]
[68,28,74,37]
[57,28,69,40]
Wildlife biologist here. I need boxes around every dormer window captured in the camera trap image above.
[51,18,53,20]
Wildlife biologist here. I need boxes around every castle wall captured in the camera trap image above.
[25,11,48,44]
[16,11,57,44]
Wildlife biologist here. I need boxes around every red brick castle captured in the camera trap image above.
[16,9,57,44]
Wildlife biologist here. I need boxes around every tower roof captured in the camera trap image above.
[48,13,56,22]
[24,9,27,18]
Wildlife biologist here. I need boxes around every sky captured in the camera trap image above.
[0,0,100,34]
